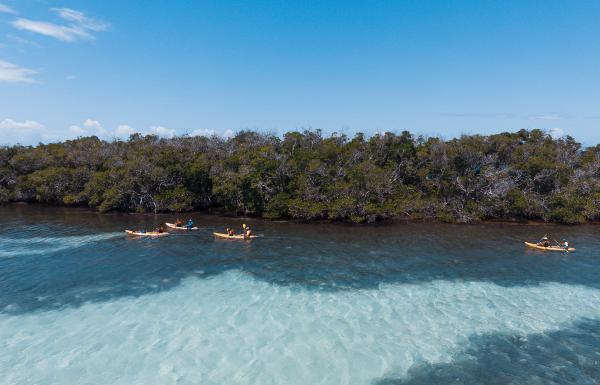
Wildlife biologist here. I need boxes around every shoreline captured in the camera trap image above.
[3,202,598,226]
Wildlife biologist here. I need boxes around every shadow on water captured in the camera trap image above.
[1,205,600,314]
[376,318,600,385]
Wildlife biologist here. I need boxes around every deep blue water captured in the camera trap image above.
[1,205,599,384]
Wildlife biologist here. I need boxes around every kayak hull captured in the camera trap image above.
[165,222,199,231]
[125,230,168,237]
[524,242,575,252]
[213,232,261,240]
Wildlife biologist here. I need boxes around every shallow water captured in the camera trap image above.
[1,205,599,384]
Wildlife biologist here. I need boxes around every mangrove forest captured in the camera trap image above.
[1,129,599,224]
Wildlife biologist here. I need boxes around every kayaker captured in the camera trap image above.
[155,226,165,233]
[537,235,550,248]
[227,227,235,236]
[187,219,194,229]
[244,226,253,238]
[175,219,183,227]
[562,239,569,251]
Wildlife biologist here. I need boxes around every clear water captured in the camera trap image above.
[1,205,600,384]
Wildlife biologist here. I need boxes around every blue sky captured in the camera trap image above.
[1,0,599,145]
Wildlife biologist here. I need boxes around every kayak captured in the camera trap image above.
[213,232,261,240]
[524,242,575,252]
[125,230,169,237]
[165,222,199,231]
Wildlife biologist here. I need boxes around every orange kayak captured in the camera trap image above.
[524,242,575,252]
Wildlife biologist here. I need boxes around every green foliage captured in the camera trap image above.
[264,192,290,219]
[506,189,528,217]
[0,187,9,203]
[436,208,456,223]
[0,129,599,224]
[583,194,600,221]
[547,193,587,224]
[153,186,194,212]
[287,199,327,221]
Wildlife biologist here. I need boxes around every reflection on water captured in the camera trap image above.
[0,205,599,385]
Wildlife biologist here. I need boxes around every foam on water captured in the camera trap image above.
[0,232,123,258]
[2,270,600,385]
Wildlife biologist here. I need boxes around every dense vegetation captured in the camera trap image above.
[1,129,599,224]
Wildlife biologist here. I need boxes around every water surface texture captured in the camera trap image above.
[1,205,599,384]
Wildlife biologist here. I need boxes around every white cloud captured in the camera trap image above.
[0,60,36,83]
[0,118,44,130]
[0,120,213,145]
[11,8,107,43]
[0,3,15,14]
[223,129,235,138]
[149,125,176,138]
[52,8,107,31]
[83,119,106,133]
[68,124,87,136]
[0,118,45,145]
[12,18,91,42]
[191,128,215,137]
[115,124,137,138]
[69,119,108,137]
[548,127,564,139]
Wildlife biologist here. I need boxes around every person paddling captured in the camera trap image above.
[537,235,550,248]
[186,218,194,229]
[175,218,183,227]
[562,239,569,251]
[227,227,235,236]
[242,224,252,238]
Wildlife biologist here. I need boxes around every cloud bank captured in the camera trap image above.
[0,118,44,130]
[0,118,46,145]
[0,117,235,145]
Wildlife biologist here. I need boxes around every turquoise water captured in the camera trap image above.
[1,205,600,384]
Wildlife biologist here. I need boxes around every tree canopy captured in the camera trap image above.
[1,129,599,224]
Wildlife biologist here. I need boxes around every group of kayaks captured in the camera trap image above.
[126,224,573,251]
[125,221,261,240]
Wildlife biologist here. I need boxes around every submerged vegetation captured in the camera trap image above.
[1,129,599,224]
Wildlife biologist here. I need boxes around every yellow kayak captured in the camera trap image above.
[213,232,261,240]
[125,230,169,237]
[524,242,575,252]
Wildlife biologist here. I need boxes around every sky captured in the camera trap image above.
[0,0,599,146]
